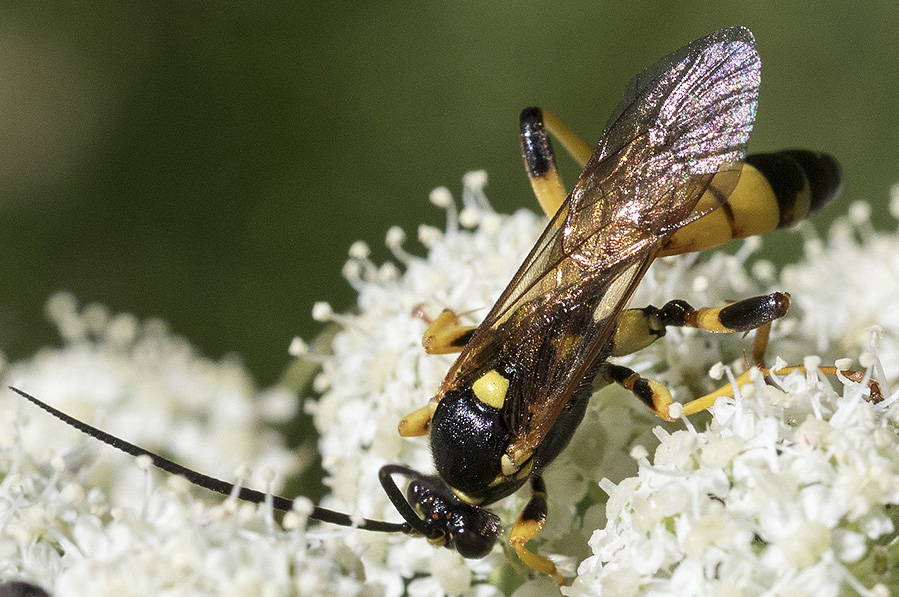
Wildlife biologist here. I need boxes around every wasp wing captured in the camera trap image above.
[440,27,761,463]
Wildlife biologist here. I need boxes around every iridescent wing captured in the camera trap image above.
[438,27,761,462]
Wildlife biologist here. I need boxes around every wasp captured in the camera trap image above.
[13,26,849,585]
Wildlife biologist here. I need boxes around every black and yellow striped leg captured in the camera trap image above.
[602,360,883,422]
[509,475,565,585]
[599,362,677,420]
[604,292,791,421]
[610,292,791,357]
[519,107,593,218]
[423,108,602,351]
[660,150,842,256]
[604,289,881,420]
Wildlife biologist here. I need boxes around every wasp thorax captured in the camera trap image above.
[406,475,501,559]
[430,384,510,496]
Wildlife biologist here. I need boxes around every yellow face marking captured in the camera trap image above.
[472,370,509,409]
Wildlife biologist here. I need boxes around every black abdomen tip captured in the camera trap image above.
[745,150,842,228]
[779,149,842,215]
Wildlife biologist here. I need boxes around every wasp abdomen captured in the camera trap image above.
[745,149,842,228]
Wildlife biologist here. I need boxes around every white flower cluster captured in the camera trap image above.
[6,293,301,504]
[567,365,897,597]
[306,176,899,596]
[304,173,540,596]
[565,193,899,597]
[0,295,338,595]
[3,173,899,597]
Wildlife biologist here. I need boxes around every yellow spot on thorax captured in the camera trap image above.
[472,370,509,409]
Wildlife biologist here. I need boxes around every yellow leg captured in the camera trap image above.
[508,475,566,585]
[400,307,477,436]
[603,360,881,423]
[680,368,758,416]
[752,322,772,367]
[397,403,434,437]
[681,364,883,416]
[540,109,593,167]
[419,308,477,355]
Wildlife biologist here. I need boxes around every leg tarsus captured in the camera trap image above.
[678,362,883,417]
[751,322,772,367]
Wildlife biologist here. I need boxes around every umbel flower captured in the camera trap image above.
[2,173,899,596]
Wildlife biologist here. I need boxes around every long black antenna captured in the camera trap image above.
[10,386,410,534]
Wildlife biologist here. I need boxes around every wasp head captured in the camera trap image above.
[405,473,501,559]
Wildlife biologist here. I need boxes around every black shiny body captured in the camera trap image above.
[430,360,594,504]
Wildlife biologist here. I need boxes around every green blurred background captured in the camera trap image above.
[0,2,896,386]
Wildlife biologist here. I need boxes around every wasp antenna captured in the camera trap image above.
[9,386,409,534]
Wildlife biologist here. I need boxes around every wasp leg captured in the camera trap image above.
[599,362,677,420]
[752,321,772,367]
[397,403,434,437]
[420,308,477,355]
[403,309,478,436]
[604,293,791,421]
[509,475,565,585]
[661,150,842,256]
[610,292,791,358]
[529,108,593,168]
[603,358,883,422]
[680,364,883,416]
[519,107,593,218]
[602,357,883,423]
